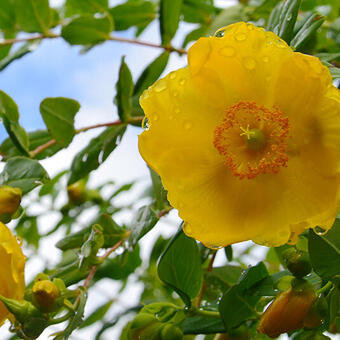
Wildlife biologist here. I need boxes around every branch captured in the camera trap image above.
[29,116,144,158]
[0,33,187,54]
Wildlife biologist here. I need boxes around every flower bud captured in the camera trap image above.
[32,280,60,312]
[67,180,87,205]
[131,313,156,330]
[283,249,311,278]
[0,186,22,223]
[138,322,163,340]
[257,282,316,338]
[160,324,183,340]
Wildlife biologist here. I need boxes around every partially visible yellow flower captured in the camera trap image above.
[0,186,22,217]
[0,222,25,324]
[138,22,340,247]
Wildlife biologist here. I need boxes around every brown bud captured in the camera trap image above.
[0,186,22,215]
[32,280,60,312]
[257,286,316,338]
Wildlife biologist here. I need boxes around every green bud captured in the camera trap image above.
[131,313,156,330]
[161,324,183,340]
[139,322,163,340]
[284,249,311,278]
[0,296,42,324]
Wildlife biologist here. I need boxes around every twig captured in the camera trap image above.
[196,251,217,307]
[29,116,144,158]
[0,33,187,54]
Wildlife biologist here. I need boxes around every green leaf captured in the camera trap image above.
[309,221,340,281]
[219,262,269,331]
[80,225,104,266]
[0,41,40,72]
[15,215,40,249]
[329,67,340,79]
[157,229,203,306]
[61,14,113,46]
[68,125,126,185]
[129,205,159,248]
[182,25,207,48]
[0,0,16,30]
[65,0,108,17]
[180,315,224,335]
[159,0,182,44]
[224,245,233,262]
[13,0,51,33]
[0,90,29,155]
[290,13,325,51]
[149,167,168,210]
[79,300,113,329]
[40,97,80,147]
[329,286,340,324]
[0,157,49,194]
[95,246,142,281]
[133,52,170,97]
[182,0,215,25]
[109,1,156,32]
[115,56,133,123]
[277,0,301,44]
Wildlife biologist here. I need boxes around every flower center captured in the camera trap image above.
[213,102,289,179]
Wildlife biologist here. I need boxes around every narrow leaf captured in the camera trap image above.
[115,57,133,123]
[159,0,182,44]
[0,90,29,155]
[68,125,126,185]
[277,0,301,43]
[134,52,170,97]
[40,97,80,147]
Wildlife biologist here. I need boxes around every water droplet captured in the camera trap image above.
[169,115,174,120]
[214,28,226,38]
[142,116,149,130]
[262,56,269,62]
[153,114,159,121]
[276,39,286,48]
[235,32,246,41]
[174,108,180,114]
[247,23,254,30]
[183,121,192,130]
[154,79,167,92]
[183,222,192,235]
[220,46,235,57]
[205,244,224,250]
[179,79,186,86]
[173,91,178,97]
[169,72,176,80]
[98,150,104,164]
[314,226,328,235]
[82,154,88,162]
[243,57,256,70]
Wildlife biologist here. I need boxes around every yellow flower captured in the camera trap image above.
[0,222,25,324]
[138,22,340,247]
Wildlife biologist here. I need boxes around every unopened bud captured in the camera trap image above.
[67,181,86,205]
[257,283,316,338]
[283,249,311,278]
[32,280,60,312]
[0,186,22,222]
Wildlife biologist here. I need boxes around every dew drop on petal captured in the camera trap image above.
[153,114,159,121]
[169,72,176,80]
[183,222,192,235]
[173,91,178,97]
[154,79,167,92]
[179,79,186,85]
[220,46,235,57]
[142,116,149,130]
[262,56,269,62]
[313,226,328,235]
[243,57,256,70]
[235,32,246,41]
[214,28,226,38]
[175,108,180,114]
[205,244,224,250]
